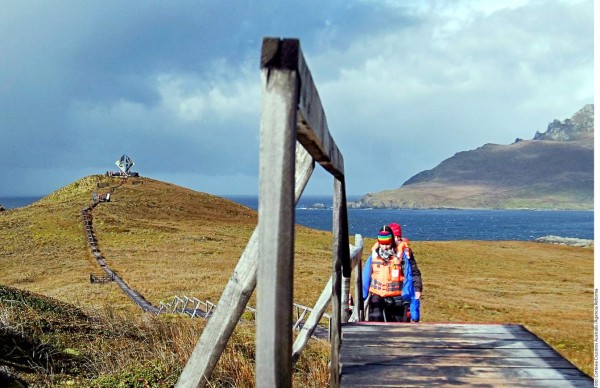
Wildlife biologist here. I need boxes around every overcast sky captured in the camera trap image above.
[0,0,593,198]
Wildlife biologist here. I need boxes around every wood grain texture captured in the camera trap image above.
[180,36,352,387]
[339,323,592,387]
[256,60,299,387]
[176,145,314,388]
[261,37,344,178]
[260,37,299,71]
[295,59,344,177]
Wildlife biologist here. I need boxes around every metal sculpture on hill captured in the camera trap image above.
[108,154,139,177]
[116,154,134,174]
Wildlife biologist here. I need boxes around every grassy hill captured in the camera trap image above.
[0,283,329,386]
[359,138,593,209]
[358,106,594,210]
[0,175,333,310]
[0,175,593,384]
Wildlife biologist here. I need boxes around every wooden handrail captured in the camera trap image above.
[291,234,363,361]
[256,37,353,387]
[176,146,315,388]
[177,37,353,388]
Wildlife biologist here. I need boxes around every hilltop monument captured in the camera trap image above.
[108,154,139,177]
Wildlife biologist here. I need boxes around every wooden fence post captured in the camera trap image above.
[331,177,351,387]
[179,37,352,387]
[292,235,363,360]
[176,145,314,388]
[256,38,300,388]
[354,250,364,322]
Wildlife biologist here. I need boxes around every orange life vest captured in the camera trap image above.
[369,250,405,298]
[397,239,409,252]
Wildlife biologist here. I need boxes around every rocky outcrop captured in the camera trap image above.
[534,235,593,248]
[533,104,594,141]
[0,204,5,212]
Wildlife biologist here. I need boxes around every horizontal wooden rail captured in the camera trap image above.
[156,294,329,337]
[261,38,344,178]
[89,273,114,284]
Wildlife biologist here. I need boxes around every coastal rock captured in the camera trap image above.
[346,200,363,209]
[533,104,594,141]
[534,235,593,248]
[0,204,5,212]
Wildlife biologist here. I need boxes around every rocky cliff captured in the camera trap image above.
[533,104,593,141]
[354,105,594,210]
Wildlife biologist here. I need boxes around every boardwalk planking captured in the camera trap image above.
[82,196,160,314]
[339,323,592,387]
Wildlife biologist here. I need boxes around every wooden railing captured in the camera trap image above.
[177,37,359,387]
[292,236,363,362]
[157,295,334,339]
[89,272,114,284]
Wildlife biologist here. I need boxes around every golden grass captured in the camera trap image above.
[0,283,330,386]
[411,240,593,374]
[0,174,594,383]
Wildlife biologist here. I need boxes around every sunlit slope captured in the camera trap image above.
[0,174,593,376]
[360,139,593,209]
[0,175,333,311]
[360,105,594,210]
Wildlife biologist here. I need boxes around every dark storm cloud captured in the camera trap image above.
[0,0,400,196]
[0,0,593,197]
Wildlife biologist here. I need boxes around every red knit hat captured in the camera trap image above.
[389,223,402,238]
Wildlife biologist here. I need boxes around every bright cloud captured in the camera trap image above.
[0,0,593,197]
[156,63,260,124]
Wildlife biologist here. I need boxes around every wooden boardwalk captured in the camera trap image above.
[339,322,592,387]
[81,188,162,315]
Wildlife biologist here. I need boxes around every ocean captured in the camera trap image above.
[2,195,593,241]
[224,195,593,241]
[1,196,43,209]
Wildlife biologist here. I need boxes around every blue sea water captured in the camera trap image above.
[1,196,43,209]
[225,195,594,242]
[2,195,593,241]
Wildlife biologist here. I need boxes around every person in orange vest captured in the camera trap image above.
[362,224,423,322]
[388,222,422,321]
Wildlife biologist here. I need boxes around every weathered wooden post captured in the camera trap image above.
[354,250,365,322]
[256,38,300,387]
[176,145,314,388]
[178,36,351,387]
[331,177,351,386]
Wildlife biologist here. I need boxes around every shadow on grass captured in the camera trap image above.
[0,328,87,380]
